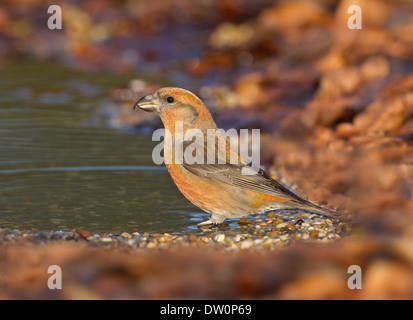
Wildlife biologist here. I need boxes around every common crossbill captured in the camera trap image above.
[135,87,338,226]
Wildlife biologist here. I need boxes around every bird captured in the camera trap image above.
[134,87,339,226]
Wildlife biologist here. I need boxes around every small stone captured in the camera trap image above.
[146,241,156,249]
[270,231,281,237]
[279,234,289,241]
[132,234,142,241]
[286,224,296,231]
[126,239,136,246]
[312,220,326,227]
[151,233,163,238]
[77,229,90,238]
[276,222,289,229]
[295,219,304,226]
[262,238,274,246]
[239,218,254,224]
[274,241,287,248]
[240,239,254,249]
[309,230,319,238]
[100,237,113,243]
[161,235,173,243]
[294,233,302,240]
[214,234,226,243]
[121,232,132,239]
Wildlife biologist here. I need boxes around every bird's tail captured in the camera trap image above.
[294,200,341,219]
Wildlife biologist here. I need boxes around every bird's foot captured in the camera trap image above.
[197,219,215,227]
[197,215,226,229]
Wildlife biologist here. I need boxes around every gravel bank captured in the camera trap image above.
[0,211,349,250]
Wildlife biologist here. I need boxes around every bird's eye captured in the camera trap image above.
[167,96,174,103]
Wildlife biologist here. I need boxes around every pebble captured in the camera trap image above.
[309,230,319,238]
[100,237,113,243]
[146,242,156,249]
[276,222,289,229]
[126,239,136,246]
[0,208,349,251]
[239,218,254,224]
[295,219,304,226]
[269,231,281,237]
[240,239,254,249]
[286,224,296,231]
[121,232,132,239]
[312,220,326,227]
[262,238,274,246]
[214,234,225,243]
[77,230,91,238]
[279,234,289,242]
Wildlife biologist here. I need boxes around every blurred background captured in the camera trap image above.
[0,0,413,299]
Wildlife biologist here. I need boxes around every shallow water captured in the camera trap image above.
[0,62,211,234]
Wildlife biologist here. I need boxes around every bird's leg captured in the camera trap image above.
[197,214,226,227]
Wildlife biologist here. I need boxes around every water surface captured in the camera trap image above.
[0,62,208,234]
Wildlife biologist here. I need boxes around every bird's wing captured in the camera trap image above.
[180,140,339,218]
[181,139,304,201]
[182,161,310,203]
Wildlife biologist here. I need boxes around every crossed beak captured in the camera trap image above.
[134,93,160,112]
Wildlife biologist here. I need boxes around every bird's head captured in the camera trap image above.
[134,87,216,133]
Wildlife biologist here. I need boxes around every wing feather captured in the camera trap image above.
[182,162,311,204]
